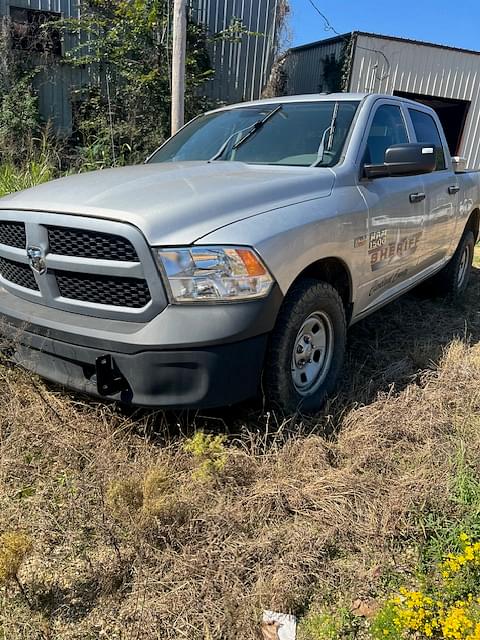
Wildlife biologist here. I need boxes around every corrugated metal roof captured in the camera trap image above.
[290,31,480,58]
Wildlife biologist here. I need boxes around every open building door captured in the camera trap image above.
[394,90,471,156]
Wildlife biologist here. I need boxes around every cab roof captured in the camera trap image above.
[208,93,369,114]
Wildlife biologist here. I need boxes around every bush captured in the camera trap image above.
[0,76,39,164]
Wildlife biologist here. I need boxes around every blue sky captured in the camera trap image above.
[288,0,480,51]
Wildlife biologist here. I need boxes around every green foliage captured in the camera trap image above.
[0,25,40,164]
[0,157,56,197]
[0,128,59,197]
[0,76,39,163]
[58,0,215,165]
[369,601,403,640]
[0,0,258,169]
[418,448,480,570]
[298,607,355,640]
[372,534,480,640]
[183,432,228,480]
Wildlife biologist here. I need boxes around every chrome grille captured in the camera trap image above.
[55,271,151,308]
[47,226,139,262]
[0,257,38,290]
[0,222,26,249]
[0,212,167,321]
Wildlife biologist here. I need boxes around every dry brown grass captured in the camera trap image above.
[1,265,480,639]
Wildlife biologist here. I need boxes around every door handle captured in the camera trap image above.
[409,192,426,203]
[448,185,460,194]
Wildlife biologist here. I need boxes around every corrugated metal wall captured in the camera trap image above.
[284,37,345,95]
[1,0,279,132]
[1,0,84,133]
[190,0,278,103]
[349,33,480,169]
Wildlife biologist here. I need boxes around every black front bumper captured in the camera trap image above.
[10,332,268,407]
[0,286,282,408]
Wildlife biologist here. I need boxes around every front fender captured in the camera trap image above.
[197,188,368,302]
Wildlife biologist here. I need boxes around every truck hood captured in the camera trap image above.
[0,162,334,245]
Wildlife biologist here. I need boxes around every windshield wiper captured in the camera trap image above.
[232,104,283,151]
[209,105,283,162]
[208,124,254,162]
[314,102,339,166]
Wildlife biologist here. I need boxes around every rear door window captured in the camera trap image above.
[409,109,447,171]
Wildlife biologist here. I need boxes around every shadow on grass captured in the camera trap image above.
[194,265,480,434]
[41,266,480,439]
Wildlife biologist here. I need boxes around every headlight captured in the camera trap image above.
[155,246,274,303]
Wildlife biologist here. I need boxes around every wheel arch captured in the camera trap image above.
[465,208,480,243]
[288,257,353,321]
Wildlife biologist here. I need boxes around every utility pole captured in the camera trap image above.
[171,0,187,136]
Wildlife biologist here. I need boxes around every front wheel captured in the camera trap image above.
[263,279,346,414]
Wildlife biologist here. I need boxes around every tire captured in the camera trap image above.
[429,230,475,299]
[263,278,347,414]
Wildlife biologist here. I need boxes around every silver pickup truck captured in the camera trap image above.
[0,93,478,413]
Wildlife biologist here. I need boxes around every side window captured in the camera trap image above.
[409,109,446,171]
[364,104,409,166]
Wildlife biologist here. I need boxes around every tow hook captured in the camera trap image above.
[95,354,129,396]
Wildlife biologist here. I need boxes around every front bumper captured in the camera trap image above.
[0,286,282,408]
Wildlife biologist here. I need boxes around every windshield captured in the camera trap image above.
[148,101,360,167]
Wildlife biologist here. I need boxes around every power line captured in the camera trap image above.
[305,0,340,36]
[304,0,391,83]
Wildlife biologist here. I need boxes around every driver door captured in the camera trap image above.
[356,100,426,314]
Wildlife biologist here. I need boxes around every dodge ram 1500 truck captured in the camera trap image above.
[0,93,478,413]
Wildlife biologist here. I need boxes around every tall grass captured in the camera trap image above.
[0,159,56,197]
[0,132,61,197]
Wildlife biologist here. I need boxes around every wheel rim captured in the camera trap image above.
[291,311,334,396]
[458,243,471,288]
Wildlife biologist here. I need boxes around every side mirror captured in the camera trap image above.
[364,143,437,178]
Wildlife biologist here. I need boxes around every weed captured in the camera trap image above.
[372,534,480,639]
[105,477,143,518]
[0,532,32,586]
[417,448,480,570]
[106,466,178,526]
[298,607,354,640]
[183,431,228,480]
[0,159,54,198]
[141,466,174,520]
[370,601,403,640]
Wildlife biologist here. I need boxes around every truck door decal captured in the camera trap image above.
[369,231,423,271]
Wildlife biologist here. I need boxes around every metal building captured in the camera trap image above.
[0,0,280,134]
[0,0,84,134]
[190,0,280,103]
[284,31,480,169]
